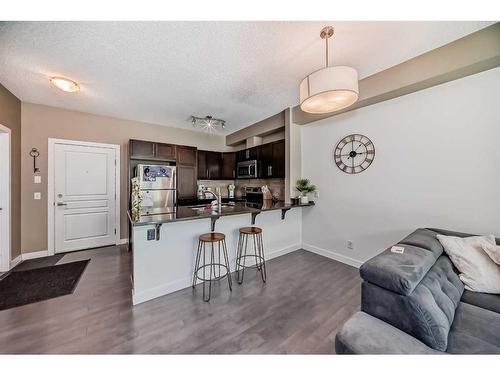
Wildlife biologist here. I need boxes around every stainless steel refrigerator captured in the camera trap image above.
[136,164,177,216]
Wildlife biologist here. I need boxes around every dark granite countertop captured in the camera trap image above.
[128,201,314,226]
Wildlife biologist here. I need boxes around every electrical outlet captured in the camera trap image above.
[147,229,156,241]
[347,240,354,250]
[34,175,41,184]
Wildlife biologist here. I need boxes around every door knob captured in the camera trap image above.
[57,202,67,206]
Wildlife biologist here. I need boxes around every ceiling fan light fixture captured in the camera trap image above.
[50,76,80,93]
[299,26,359,114]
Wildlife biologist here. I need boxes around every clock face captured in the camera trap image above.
[334,134,375,174]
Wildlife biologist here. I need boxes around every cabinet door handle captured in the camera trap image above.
[269,165,272,176]
[233,170,235,178]
[207,169,210,179]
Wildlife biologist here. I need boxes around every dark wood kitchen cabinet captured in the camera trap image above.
[176,146,197,199]
[155,143,176,160]
[236,146,259,162]
[130,139,176,161]
[197,150,208,179]
[272,139,285,178]
[130,139,155,159]
[221,152,236,179]
[206,151,222,180]
[258,140,285,178]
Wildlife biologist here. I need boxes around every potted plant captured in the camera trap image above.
[295,178,316,204]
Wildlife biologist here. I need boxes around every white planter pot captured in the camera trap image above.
[300,195,309,204]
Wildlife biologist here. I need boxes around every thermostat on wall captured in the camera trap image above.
[391,246,405,254]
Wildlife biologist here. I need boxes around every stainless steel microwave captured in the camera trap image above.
[237,160,258,179]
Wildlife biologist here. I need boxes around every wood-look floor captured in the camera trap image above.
[0,246,361,354]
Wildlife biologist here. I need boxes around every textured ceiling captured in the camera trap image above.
[0,21,493,134]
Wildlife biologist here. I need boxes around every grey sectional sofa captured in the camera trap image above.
[335,228,500,354]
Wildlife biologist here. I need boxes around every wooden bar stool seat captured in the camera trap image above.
[199,232,226,242]
[192,232,232,302]
[239,227,262,235]
[236,226,267,284]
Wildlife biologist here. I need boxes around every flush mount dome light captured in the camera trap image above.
[299,26,359,114]
[50,77,80,93]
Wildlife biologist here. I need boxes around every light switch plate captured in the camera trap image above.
[34,175,41,184]
[34,192,41,200]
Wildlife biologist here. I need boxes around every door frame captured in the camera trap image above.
[47,138,120,256]
[0,124,11,272]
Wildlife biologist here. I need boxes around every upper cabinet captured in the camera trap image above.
[236,146,259,162]
[206,151,222,180]
[246,140,286,179]
[271,139,285,178]
[221,152,236,179]
[197,151,236,180]
[130,139,176,161]
[155,143,176,160]
[176,146,197,199]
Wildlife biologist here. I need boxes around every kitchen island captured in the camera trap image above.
[129,201,313,304]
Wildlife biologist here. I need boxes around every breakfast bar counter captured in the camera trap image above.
[129,201,313,305]
[128,201,314,226]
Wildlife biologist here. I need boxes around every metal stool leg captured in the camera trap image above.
[253,232,260,271]
[258,233,267,282]
[237,233,249,284]
[222,239,232,291]
[192,240,202,288]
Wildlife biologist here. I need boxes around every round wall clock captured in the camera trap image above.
[334,134,375,174]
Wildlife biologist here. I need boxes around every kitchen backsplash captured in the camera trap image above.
[198,179,285,200]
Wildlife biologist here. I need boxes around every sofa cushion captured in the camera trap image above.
[446,302,500,354]
[360,228,443,296]
[461,290,500,314]
[335,312,441,354]
[362,255,464,351]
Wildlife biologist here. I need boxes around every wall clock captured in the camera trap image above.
[334,134,375,174]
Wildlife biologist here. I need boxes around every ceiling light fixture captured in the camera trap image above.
[50,76,80,93]
[299,26,359,114]
[191,115,226,133]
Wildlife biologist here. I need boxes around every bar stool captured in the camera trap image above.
[235,226,267,284]
[192,232,232,302]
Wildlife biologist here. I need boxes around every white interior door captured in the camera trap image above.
[0,127,10,271]
[54,142,117,253]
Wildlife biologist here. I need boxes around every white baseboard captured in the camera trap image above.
[117,238,129,245]
[9,254,22,268]
[132,243,302,305]
[22,250,49,261]
[302,243,363,268]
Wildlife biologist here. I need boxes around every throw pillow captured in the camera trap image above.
[482,243,500,266]
[436,234,500,293]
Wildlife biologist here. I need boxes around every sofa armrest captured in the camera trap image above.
[335,312,442,354]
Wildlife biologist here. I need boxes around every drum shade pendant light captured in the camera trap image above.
[300,26,359,114]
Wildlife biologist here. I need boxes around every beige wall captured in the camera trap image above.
[0,84,22,260]
[21,102,231,254]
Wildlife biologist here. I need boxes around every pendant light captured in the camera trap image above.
[299,26,359,114]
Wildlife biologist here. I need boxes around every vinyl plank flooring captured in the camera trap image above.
[0,245,361,354]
